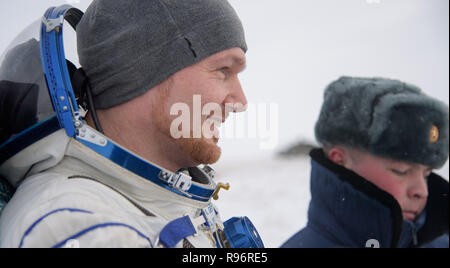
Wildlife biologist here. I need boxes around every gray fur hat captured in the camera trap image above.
[77,0,247,109]
[315,76,449,169]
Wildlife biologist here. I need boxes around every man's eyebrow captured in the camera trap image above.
[231,55,246,66]
[208,54,246,68]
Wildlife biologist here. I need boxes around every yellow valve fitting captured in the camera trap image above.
[212,183,230,200]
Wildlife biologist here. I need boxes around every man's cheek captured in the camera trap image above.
[383,180,407,205]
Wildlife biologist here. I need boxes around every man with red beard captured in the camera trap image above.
[89,47,247,173]
[0,0,251,248]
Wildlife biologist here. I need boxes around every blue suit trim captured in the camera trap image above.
[19,208,93,248]
[52,222,153,248]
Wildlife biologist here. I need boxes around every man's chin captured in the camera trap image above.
[175,137,222,165]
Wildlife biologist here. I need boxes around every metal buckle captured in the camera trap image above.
[42,16,64,32]
[202,165,216,179]
[159,171,192,192]
[76,125,108,147]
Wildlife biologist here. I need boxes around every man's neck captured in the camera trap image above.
[85,113,192,173]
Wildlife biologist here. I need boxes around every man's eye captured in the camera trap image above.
[218,67,228,76]
[391,169,408,176]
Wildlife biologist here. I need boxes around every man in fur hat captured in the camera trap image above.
[283,77,449,248]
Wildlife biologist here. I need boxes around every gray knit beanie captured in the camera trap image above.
[315,77,449,169]
[76,0,247,109]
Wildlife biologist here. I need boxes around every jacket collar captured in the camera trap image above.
[60,139,216,216]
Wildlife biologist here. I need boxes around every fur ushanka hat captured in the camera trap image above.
[315,77,449,169]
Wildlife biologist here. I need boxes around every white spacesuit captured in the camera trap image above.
[1,128,222,248]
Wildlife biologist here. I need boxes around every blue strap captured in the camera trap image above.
[159,216,196,248]
[78,138,216,202]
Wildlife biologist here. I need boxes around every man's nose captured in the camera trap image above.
[408,173,429,201]
[226,77,248,113]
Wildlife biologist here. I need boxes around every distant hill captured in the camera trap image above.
[277,140,318,158]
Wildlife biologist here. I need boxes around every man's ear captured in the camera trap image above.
[328,147,348,167]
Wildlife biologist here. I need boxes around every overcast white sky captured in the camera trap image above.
[0,0,449,173]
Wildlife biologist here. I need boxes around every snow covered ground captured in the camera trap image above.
[213,153,311,248]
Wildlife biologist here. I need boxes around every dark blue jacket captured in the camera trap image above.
[282,149,449,248]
